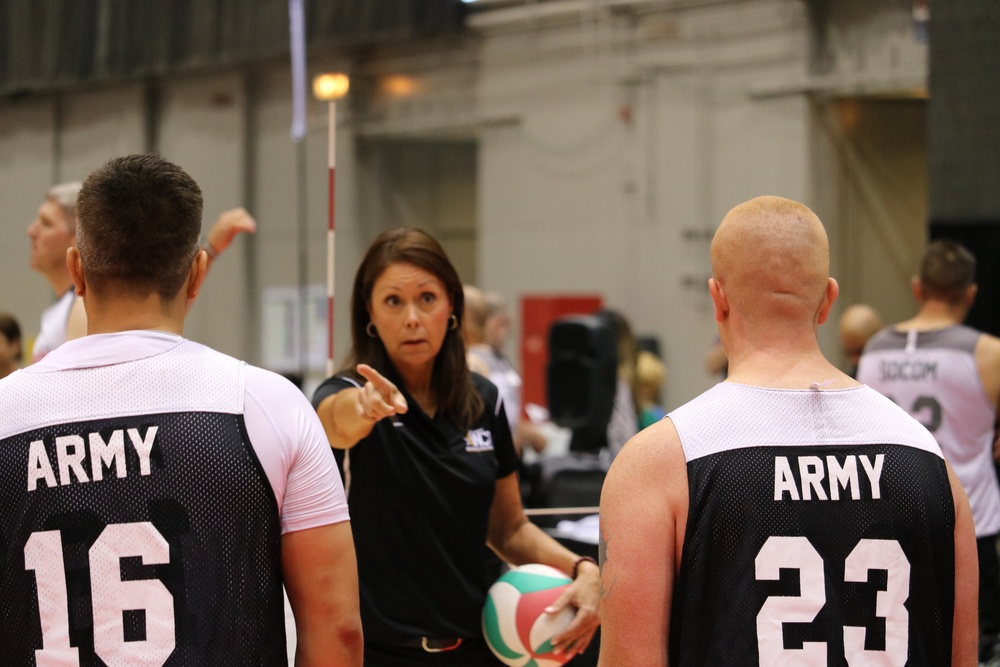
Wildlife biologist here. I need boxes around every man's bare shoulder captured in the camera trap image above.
[606,418,686,492]
[621,415,681,454]
[976,331,1000,359]
[975,332,1000,405]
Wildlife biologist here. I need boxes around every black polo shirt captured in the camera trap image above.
[313,371,518,644]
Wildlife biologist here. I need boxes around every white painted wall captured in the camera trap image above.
[59,86,146,182]
[470,0,819,407]
[158,73,249,359]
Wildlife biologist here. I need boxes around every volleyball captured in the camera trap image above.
[482,564,576,667]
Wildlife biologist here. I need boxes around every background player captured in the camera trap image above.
[599,196,978,666]
[858,239,1000,665]
[0,154,362,665]
[26,180,255,362]
[26,181,85,361]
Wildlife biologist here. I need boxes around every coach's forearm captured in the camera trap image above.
[315,389,377,450]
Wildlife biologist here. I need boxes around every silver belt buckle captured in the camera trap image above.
[421,637,463,653]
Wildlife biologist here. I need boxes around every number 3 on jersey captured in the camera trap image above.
[756,535,910,666]
[25,522,175,667]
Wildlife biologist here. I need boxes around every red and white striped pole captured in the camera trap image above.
[313,73,349,378]
[326,99,336,378]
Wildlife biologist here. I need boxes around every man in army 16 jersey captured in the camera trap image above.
[858,239,1000,666]
[0,154,363,666]
[599,196,978,666]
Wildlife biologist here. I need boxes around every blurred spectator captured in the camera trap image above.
[838,303,883,378]
[636,350,667,429]
[462,285,492,376]
[600,310,639,458]
[704,336,728,380]
[0,313,22,379]
[467,286,547,455]
[26,182,84,362]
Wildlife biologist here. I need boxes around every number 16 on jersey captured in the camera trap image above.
[26,522,176,667]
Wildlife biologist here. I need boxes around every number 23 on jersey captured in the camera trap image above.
[756,535,910,666]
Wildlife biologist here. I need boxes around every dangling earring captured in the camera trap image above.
[448,314,459,331]
[366,322,378,338]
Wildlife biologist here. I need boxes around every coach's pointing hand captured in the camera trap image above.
[356,364,408,423]
[314,363,408,449]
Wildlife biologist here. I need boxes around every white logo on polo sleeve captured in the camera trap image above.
[465,428,494,452]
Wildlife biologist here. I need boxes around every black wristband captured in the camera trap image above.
[572,555,598,579]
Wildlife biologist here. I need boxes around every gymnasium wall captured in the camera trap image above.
[928,0,1000,337]
[466,0,928,408]
[0,0,931,410]
[929,0,1000,222]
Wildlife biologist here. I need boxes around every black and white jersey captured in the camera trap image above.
[858,325,1000,537]
[668,383,955,666]
[0,331,349,666]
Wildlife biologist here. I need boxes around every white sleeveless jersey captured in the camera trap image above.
[0,331,349,666]
[31,288,75,362]
[469,344,522,433]
[857,325,1000,537]
[668,383,955,666]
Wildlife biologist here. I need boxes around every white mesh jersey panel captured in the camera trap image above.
[669,383,943,463]
[2,331,243,439]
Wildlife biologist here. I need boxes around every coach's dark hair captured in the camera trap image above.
[0,313,22,362]
[919,239,976,304]
[341,227,483,430]
[76,154,203,301]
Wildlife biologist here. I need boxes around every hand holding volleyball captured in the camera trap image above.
[483,563,598,666]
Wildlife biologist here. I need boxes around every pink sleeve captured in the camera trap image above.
[243,366,350,534]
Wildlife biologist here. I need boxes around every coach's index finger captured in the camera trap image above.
[356,364,408,413]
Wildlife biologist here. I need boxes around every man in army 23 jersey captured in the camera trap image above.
[0,154,363,666]
[598,196,978,666]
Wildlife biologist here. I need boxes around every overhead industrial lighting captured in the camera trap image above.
[312,73,350,101]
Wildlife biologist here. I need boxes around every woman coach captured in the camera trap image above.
[313,227,599,665]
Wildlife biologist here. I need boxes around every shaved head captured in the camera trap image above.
[711,196,830,327]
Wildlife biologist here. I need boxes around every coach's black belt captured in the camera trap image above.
[397,637,464,652]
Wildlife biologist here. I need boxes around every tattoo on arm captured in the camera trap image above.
[598,520,616,600]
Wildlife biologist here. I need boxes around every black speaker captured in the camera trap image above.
[546,315,618,453]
